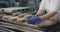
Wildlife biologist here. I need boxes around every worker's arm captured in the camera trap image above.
[26,10,44,24]
[40,0,59,20]
[26,0,45,24]
[40,11,57,20]
[26,0,59,24]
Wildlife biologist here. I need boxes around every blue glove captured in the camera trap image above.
[26,14,41,24]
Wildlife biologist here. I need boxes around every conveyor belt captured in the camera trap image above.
[0,27,14,32]
[0,21,42,32]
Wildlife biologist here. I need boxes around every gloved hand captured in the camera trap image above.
[26,14,41,24]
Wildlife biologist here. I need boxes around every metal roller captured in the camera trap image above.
[0,27,14,32]
[2,7,30,14]
[3,8,18,14]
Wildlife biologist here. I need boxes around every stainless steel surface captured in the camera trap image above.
[1,7,30,14]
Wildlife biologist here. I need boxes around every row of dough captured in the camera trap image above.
[1,12,33,23]
[0,13,40,30]
[12,12,33,18]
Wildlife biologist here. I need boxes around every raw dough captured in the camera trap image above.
[2,16,10,21]
[17,14,25,18]
[12,12,21,16]
[16,18,26,23]
[23,14,32,18]
[8,17,18,22]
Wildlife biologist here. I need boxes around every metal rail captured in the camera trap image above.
[0,21,42,32]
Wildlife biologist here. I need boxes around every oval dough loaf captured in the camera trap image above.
[17,14,25,18]
[8,17,18,22]
[23,14,32,18]
[12,12,21,16]
[22,13,28,15]
[16,18,26,23]
[2,16,10,21]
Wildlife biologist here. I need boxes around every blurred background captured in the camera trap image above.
[0,0,60,32]
[0,0,41,14]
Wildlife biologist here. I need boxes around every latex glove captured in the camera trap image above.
[26,14,41,24]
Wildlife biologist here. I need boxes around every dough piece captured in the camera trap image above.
[17,12,21,14]
[8,17,18,22]
[12,12,21,16]
[17,14,25,18]
[22,13,28,15]
[23,14,32,18]
[16,18,26,23]
[12,13,18,16]
[2,16,10,21]
[24,22,40,30]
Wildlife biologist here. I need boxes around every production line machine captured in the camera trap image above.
[0,11,60,32]
[0,7,60,32]
[0,7,41,32]
[0,12,41,32]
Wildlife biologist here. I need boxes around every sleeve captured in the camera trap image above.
[49,0,60,12]
[39,0,45,10]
